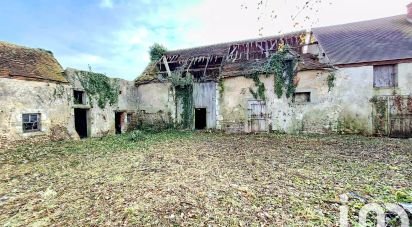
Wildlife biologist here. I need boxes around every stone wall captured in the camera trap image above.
[219,75,274,133]
[0,78,77,149]
[64,68,139,137]
[136,82,174,128]
[218,62,412,135]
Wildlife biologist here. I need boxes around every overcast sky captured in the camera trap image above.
[0,0,409,80]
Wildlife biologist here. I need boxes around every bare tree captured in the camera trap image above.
[241,0,332,36]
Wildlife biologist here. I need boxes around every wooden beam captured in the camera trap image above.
[186,58,194,73]
[246,43,250,60]
[162,56,172,77]
[203,56,210,77]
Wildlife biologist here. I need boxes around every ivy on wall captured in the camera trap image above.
[170,72,194,129]
[77,71,120,109]
[218,79,225,100]
[370,96,388,135]
[327,71,336,92]
[265,46,298,98]
[52,84,66,100]
[247,73,266,101]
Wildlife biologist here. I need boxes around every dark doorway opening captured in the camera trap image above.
[74,108,88,138]
[195,108,207,130]
[115,112,124,134]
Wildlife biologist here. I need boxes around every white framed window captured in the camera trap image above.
[22,113,41,132]
[373,64,397,88]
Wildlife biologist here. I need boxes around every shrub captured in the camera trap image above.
[128,130,146,142]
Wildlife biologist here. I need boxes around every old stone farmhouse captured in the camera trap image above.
[0,42,138,148]
[136,6,412,137]
[1,4,412,148]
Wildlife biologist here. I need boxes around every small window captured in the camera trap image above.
[22,113,41,132]
[127,113,132,124]
[373,65,397,88]
[73,90,85,104]
[293,92,311,103]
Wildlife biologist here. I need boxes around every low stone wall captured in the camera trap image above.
[220,121,245,133]
[137,110,172,130]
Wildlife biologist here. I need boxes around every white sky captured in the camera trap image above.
[179,0,410,48]
[110,0,412,79]
[5,0,407,79]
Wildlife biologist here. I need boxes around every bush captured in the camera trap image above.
[149,43,167,62]
[128,130,146,142]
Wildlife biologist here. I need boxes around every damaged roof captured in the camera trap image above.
[136,31,329,85]
[0,41,66,83]
[312,15,412,65]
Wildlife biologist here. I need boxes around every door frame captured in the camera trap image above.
[74,107,90,138]
[115,111,126,134]
[247,99,268,133]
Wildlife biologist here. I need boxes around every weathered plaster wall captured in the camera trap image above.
[219,75,275,132]
[134,62,411,135]
[279,63,412,134]
[0,78,77,148]
[65,68,138,137]
[136,82,174,126]
[220,63,412,134]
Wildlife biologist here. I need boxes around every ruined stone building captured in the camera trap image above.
[0,42,138,148]
[136,6,412,138]
[1,4,412,148]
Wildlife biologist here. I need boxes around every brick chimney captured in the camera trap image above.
[408,2,412,23]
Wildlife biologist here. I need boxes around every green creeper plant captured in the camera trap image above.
[77,71,120,109]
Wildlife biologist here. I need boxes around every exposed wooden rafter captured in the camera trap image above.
[162,56,171,77]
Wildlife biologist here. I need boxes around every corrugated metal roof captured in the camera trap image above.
[312,15,412,65]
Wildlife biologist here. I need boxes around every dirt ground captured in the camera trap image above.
[0,132,411,226]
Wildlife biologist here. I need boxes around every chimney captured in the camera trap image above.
[408,2,412,23]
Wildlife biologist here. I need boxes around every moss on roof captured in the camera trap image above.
[135,62,161,85]
[134,30,330,85]
[0,41,66,83]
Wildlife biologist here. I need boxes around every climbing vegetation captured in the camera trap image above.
[52,84,66,100]
[170,72,193,88]
[170,72,194,129]
[218,79,225,100]
[327,71,336,92]
[77,71,120,109]
[265,46,298,98]
[247,73,266,101]
[370,96,388,135]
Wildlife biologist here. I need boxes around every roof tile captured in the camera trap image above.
[0,41,66,82]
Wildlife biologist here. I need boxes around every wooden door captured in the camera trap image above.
[389,96,412,138]
[372,96,412,138]
[248,100,267,132]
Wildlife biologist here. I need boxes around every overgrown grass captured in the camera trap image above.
[0,132,411,226]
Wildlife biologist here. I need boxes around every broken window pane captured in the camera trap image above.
[22,113,41,132]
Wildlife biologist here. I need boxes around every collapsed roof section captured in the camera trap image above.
[136,31,329,85]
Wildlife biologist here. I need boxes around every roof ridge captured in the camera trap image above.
[166,30,306,54]
[312,14,405,30]
[0,40,54,55]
